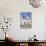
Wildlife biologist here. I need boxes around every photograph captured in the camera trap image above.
[20,12,32,29]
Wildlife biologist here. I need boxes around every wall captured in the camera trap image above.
[0,0,46,40]
[44,15,46,40]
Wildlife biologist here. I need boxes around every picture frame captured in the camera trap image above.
[20,12,32,29]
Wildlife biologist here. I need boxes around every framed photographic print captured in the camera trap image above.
[20,12,32,29]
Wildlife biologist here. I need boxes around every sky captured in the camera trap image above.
[20,12,32,19]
